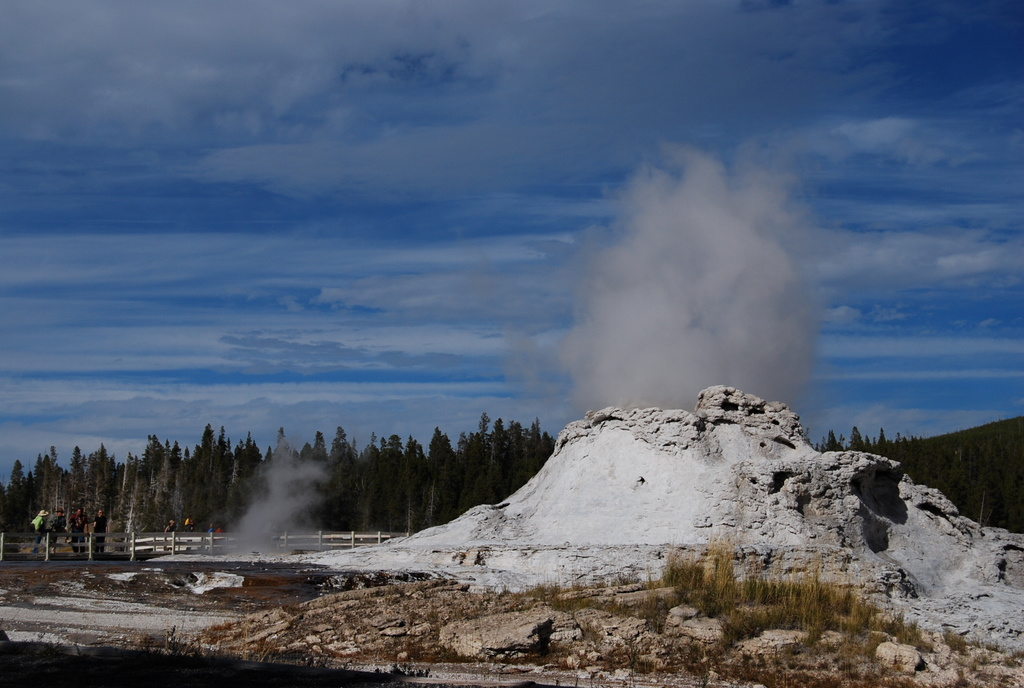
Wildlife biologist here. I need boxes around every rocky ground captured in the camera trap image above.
[2,559,1022,688]
[201,572,1024,688]
[4,388,1024,687]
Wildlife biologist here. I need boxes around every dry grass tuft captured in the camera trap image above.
[662,541,923,650]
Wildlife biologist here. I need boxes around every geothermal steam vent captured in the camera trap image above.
[317,386,1024,648]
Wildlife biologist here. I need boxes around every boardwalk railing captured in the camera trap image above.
[0,530,408,562]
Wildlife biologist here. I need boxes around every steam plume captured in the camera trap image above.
[235,433,327,546]
[561,147,818,411]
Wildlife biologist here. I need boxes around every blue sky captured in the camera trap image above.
[1,0,1022,474]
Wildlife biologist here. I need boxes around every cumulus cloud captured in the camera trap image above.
[560,148,819,411]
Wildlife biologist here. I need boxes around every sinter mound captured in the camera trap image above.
[309,386,1024,650]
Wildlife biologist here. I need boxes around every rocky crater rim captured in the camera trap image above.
[563,385,808,453]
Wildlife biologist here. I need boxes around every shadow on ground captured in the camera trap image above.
[0,642,550,688]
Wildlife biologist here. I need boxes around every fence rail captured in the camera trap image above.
[0,530,407,562]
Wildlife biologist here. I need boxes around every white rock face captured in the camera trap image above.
[313,386,1024,650]
[388,386,812,547]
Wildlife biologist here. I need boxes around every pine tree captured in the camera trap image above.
[1,460,30,529]
[428,427,458,526]
[85,444,116,517]
[848,427,866,452]
[317,427,357,530]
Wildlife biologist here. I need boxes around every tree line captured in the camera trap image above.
[0,413,555,534]
[816,416,1024,534]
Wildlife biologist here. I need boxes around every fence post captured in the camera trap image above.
[130,532,136,561]
[350,531,355,549]
[45,532,51,561]
[171,530,176,555]
[88,532,94,561]
[377,531,382,544]
[318,531,323,551]
[0,532,5,562]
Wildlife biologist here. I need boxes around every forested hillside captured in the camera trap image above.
[816,416,1024,534]
[0,414,554,534]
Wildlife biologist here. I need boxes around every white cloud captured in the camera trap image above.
[1,1,907,197]
[278,295,304,312]
[825,305,862,324]
[836,117,917,148]
[820,336,1024,359]
[0,227,575,378]
[0,376,577,474]
[815,228,1024,293]
[311,288,346,306]
[831,117,952,166]
[869,306,907,323]
[817,369,1024,382]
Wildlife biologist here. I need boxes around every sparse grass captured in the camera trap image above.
[662,541,923,650]
[631,591,673,633]
[507,541,944,687]
[521,582,572,606]
[519,539,929,673]
[163,625,204,658]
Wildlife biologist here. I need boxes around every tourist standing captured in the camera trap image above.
[69,507,88,553]
[49,508,67,551]
[31,510,49,553]
[92,509,108,552]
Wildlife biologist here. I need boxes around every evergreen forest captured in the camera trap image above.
[3,412,1020,536]
[0,414,555,534]
[816,416,1024,534]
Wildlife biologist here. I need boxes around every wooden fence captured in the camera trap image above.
[0,530,408,562]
